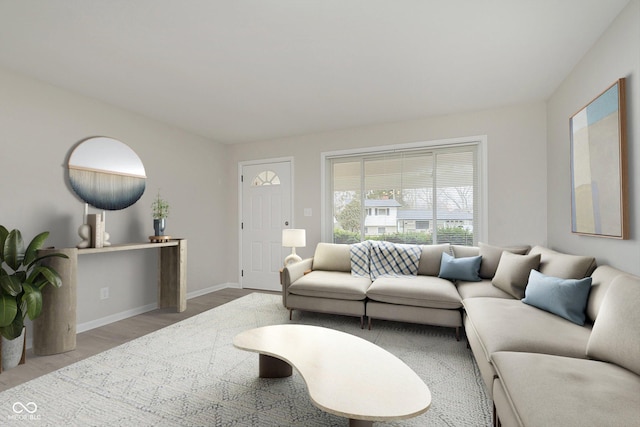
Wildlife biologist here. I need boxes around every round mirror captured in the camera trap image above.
[68,137,146,210]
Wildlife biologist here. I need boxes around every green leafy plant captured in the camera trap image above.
[151,191,170,219]
[0,225,68,340]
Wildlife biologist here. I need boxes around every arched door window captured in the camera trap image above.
[252,170,281,186]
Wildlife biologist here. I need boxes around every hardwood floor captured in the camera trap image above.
[0,288,275,392]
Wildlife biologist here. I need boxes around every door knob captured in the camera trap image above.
[284,221,289,226]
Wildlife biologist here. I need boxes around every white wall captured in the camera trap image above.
[0,67,228,330]
[226,102,548,285]
[547,0,640,274]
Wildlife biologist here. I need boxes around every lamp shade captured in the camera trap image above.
[282,229,306,247]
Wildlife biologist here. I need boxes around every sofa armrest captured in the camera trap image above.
[282,258,313,309]
[282,258,314,290]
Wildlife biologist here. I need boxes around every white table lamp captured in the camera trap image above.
[282,229,306,266]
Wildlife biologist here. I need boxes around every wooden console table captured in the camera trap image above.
[33,239,187,356]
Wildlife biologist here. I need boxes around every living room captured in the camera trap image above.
[0,1,638,424]
[0,0,636,330]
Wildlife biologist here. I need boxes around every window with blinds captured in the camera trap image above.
[328,143,479,246]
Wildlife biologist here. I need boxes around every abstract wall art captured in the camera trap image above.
[570,78,628,239]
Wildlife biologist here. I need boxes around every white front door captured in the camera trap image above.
[241,160,292,291]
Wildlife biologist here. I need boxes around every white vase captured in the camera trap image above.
[1,327,25,371]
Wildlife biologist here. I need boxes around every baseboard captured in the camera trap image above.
[76,282,242,333]
[187,282,240,299]
[76,283,238,333]
[26,283,241,350]
[76,302,159,334]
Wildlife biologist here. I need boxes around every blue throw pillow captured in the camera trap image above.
[522,270,592,325]
[438,252,482,282]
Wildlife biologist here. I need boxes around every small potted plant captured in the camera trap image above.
[0,225,68,370]
[151,190,170,236]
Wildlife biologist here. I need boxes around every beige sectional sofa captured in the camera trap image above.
[281,241,640,426]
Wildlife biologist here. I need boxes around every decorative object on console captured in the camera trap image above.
[76,203,91,249]
[151,190,170,237]
[149,235,172,243]
[79,206,111,249]
[68,136,147,210]
[570,78,628,239]
[282,228,306,267]
[0,225,68,372]
[87,211,111,248]
[154,218,166,236]
[102,210,111,247]
[87,214,104,248]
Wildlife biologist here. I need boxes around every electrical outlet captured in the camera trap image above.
[100,287,109,300]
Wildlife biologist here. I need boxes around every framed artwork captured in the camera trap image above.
[570,78,628,239]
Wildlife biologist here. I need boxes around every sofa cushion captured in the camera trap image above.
[457,279,513,300]
[417,243,451,276]
[491,252,541,298]
[478,242,530,279]
[587,273,640,376]
[450,245,479,258]
[438,252,481,282]
[312,243,351,272]
[366,275,462,309]
[289,271,370,300]
[462,297,592,362]
[528,246,596,279]
[522,270,592,325]
[492,351,640,427]
[586,265,628,323]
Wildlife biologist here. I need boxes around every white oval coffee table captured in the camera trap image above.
[233,324,431,426]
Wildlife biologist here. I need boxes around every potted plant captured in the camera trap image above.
[151,190,170,236]
[0,225,67,370]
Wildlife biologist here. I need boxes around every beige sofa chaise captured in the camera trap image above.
[487,268,640,427]
[462,245,597,392]
[281,241,640,426]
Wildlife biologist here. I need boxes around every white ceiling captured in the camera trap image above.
[0,0,631,144]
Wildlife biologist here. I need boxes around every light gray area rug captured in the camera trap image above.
[0,293,492,426]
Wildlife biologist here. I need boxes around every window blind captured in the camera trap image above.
[330,144,478,245]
